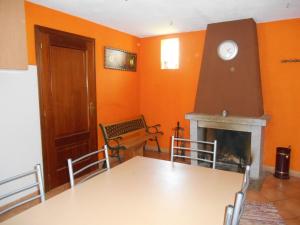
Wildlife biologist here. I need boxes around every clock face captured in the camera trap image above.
[217,40,238,61]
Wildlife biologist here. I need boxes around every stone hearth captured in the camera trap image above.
[185,113,269,179]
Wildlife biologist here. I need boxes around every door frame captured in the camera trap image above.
[34,25,97,191]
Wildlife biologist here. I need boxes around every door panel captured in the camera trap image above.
[50,46,89,136]
[35,26,98,191]
[56,142,90,183]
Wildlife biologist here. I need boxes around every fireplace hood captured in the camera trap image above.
[194,19,263,117]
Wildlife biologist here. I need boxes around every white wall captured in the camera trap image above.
[0,65,43,205]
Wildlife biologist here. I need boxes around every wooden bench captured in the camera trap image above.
[99,115,163,160]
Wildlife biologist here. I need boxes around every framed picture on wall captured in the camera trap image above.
[104,47,137,72]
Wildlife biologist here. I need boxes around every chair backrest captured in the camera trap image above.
[239,165,251,217]
[224,205,234,225]
[170,136,217,169]
[242,165,250,193]
[67,145,110,188]
[224,166,250,225]
[0,164,45,215]
[224,191,245,225]
[231,191,245,225]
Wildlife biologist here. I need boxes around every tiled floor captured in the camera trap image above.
[247,174,300,225]
[1,150,300,224]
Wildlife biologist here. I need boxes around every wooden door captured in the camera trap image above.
[35,26,98,191]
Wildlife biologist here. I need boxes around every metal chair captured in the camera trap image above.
[170,136,217,169]
[67,145,110,188]
[224,166,250,225]
[0,164,45,215]
[239,165,251,217]
[242,165,250,193]
[231,191,245,225]
[224,205,234,225]
[224,191,245,225]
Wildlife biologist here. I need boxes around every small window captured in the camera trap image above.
[161,38,179,69]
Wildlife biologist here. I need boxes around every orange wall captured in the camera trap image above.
[139,31,205,149]
[139,18,300,172]
[25,1,300,171]
[258,19,300,172]
[25,2,140,146]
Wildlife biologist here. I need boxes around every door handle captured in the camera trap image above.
[89,102,95,112]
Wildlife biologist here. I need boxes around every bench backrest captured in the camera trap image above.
[100,115,147,139]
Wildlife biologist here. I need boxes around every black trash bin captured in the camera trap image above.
[274,146,291,179]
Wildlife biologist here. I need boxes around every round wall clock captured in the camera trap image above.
[217,40,238,61]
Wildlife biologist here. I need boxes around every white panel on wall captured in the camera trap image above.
[0,65,43,205]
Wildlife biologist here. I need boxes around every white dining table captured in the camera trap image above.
[2,156,243,225]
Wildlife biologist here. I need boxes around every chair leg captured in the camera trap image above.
[155,136,161,153]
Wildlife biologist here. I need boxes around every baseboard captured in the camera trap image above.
[263,165,300,178]
[145,145,169,153]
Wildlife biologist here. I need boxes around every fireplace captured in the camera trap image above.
[205,128,251,172]
[187,19,270,179]
[185,113,268,179]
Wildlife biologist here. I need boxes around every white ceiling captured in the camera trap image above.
[28,0,300,37]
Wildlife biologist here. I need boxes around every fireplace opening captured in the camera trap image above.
[198,128,251,173]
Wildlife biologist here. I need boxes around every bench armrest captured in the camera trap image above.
[146,124,163,135]
[107,137,126,150]
[150,124,161,128]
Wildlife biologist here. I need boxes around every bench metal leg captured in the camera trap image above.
[102,160,107,169]
[155,136,161,153]
[117,150,121,161]
[108,149,121,162]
